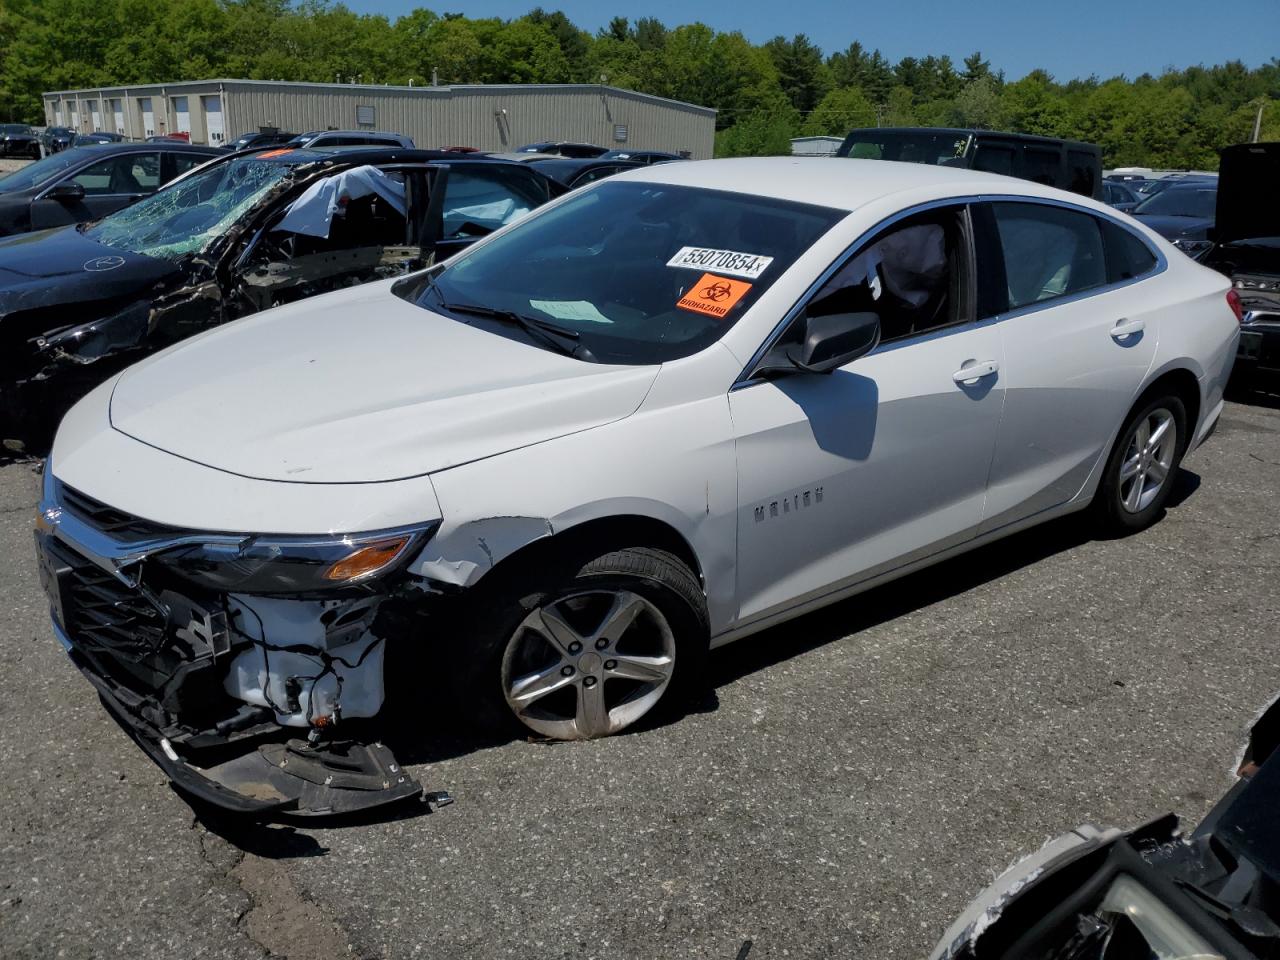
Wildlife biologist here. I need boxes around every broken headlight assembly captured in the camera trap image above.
[155,523,438,595]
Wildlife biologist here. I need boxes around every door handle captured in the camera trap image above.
[952,359,999,384]
[1111,318,1145,340]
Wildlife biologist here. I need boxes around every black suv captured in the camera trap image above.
[836,127,1104,199]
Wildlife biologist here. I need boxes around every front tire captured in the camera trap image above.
[458,546,708,741]
[1094,393,1187,533]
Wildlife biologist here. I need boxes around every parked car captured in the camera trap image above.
[0,124,41,158]
[836,127,1104,199]
[145,133,190,143]
[34,158,1239,815]
[0,143,220,237]
[284,130,414,149]
[72,132,126,147]
[1103,179,1141,212]
[598,149,683,165]
[0,148,556,451]
[525,156,645,191]
[41,126,74,154]
[1201,142,1280,390]
[1132,180,1219,253]
[1136,172,1216,198]
[516,140,608,158]
[932,693,1280,960]
[224,131,296,152]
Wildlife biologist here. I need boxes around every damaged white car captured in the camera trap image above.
[37,158,1241,815]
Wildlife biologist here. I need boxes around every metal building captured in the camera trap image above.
[42,79,716,158]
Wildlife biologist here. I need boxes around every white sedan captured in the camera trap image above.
[37,157,1240,815]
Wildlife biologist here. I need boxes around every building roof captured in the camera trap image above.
[42,79,716,117]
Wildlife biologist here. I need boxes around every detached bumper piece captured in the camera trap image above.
[81,646,426,817]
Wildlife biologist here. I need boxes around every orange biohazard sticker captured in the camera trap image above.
[676,273,753,319]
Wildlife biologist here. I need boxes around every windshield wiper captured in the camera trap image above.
[438,300,595,361]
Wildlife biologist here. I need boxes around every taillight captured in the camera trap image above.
[1226,288,1245,324]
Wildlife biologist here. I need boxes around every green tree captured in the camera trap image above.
[803,86,875,135]
[763,34,831,114]
[715,107,798,156]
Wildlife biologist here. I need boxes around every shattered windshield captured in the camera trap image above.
[396,180,844,364]
[82,154,301,261]
[0,149,84,192]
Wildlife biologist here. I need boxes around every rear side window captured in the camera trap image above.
[973,143,1015,176]
[1101,220,1158,282]
[990,202,1106,309]
[1018,147,1063,188]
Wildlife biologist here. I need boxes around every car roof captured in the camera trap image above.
[622,156,1112,213]
[843,126,1100,150]
[297,130,407,139]
[231,145,519,166]
[62,141,220,156]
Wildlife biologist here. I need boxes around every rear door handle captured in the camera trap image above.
[1111,318,1145,340]
[952,359,999,384]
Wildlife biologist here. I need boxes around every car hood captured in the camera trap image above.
[108,281,660,483]
[1132,214,1214,240]
[1216,142,1280,246]
[0,226,177,315]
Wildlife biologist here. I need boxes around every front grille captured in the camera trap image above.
[44,535,167,656]
[60,483,187,542]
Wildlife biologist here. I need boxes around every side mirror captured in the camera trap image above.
[46,181,85,202]
[759,311,881,377]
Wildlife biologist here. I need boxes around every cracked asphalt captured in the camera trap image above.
[2,390,1278,960]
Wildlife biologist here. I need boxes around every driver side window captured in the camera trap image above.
[235,167,417,312]
[802,205,970,345]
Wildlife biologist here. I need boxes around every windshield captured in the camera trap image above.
[0,149,85,192]
[83,154,300,261]
[1135,185,1217,218]
[396,180,844,364]
[0,124,32,135]
[838,131,971,166]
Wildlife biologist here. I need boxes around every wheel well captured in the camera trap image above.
[1141,368,1201,447]
[484,514,705,590]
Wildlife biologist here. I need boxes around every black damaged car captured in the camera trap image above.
[0,123,41,158]
[1200,142,1280,391]
[932,693,1280,960]
[0,146,557,453]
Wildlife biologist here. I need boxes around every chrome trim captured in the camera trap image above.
[732,192,1168,389]
[39,467,435,586]
[50,617,74,653]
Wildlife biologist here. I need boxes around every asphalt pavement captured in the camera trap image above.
[2,392,1278,960]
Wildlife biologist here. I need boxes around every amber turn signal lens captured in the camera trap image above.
[323,535,412,582]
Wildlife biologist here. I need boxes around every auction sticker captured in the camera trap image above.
[666,246,773,280]
[676,273,753,319]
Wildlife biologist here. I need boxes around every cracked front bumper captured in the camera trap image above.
[53,617,425,817]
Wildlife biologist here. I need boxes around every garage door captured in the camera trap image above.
[173,97,190,135]
[111,99,125,135]
[139,98,154,137]
[203,95,224,145]
[89,100,101,132]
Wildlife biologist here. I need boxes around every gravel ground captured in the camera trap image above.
[1,390,1278,960]
[0,157,32,175]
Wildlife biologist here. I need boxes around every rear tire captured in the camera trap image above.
[1094,392,1188,534]
[452,546,708,741]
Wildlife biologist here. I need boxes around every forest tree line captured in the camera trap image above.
[3,0,1277,168]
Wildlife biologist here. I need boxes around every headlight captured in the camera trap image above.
[155,523,437,595]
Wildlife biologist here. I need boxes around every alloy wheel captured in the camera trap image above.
[1118,407,1177,513]
[501,589,676,740]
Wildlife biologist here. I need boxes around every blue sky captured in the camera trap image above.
[343,0,1278,81]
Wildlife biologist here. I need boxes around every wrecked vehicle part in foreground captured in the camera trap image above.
[35,462,445,816]
[931,698,1280,960]
[0,146,555,453]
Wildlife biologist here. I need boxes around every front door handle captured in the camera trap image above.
[952,359,999,384]
[1111,318,1145,340]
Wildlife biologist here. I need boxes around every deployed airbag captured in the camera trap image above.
[274,165,407,239]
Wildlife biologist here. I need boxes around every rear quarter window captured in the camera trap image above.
[1101,220,1159,282]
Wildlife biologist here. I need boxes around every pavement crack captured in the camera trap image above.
[191,817,364,960]
[1249,452,1280,467]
